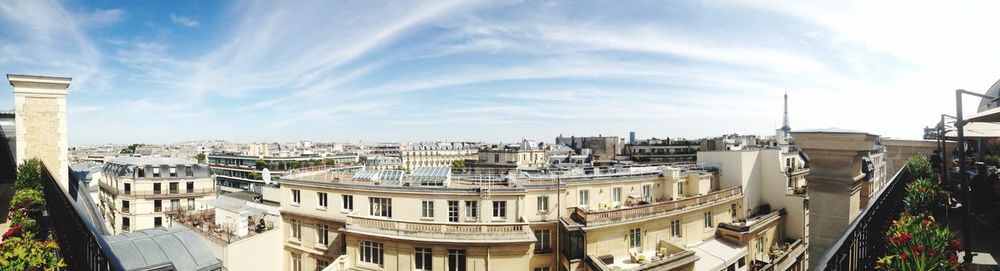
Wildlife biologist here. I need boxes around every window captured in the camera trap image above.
[186,182,194,192]
[154,217,162,228]
[291,189,301,205]
[448,201,459,222]
[185,166,193,177]
[123,183,131,194]
[370,197,392,218]
[318,192,328,209]
[316,260,329,271]
[448,249,466,271]
[704,211,713,228]
[671,220,681,237]
[422,200,435,219]
[731,204,738,220]
[415,247,432,271]
[187,198,195,210]
[534,268,551,271]
[642,184,652,201]
[360,241,384,267]
[291,253,302,271]
[154,200,162,212]
[137,168,145,178]
[291,219,301,239]
[492,201,506,219]
[494,154,500,162]
[537,196,549,212]
[169,167,177,177]
[465,201,478,219]
[342,195,353,211]
[122,217,130,231]
[612,187,622,203]
[153,183,162,194]
[122,200,130,213]
[170,199,180,210]
[628,228,642,249]
[534,230,551,253]
[677,182,684,196]
[169,182,179,194]
[152,167,161,178]
[317,224,329,246]
[578,190,589,207]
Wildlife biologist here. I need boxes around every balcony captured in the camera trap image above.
[815,166,909,270]
[585,240,699,271]
[571,186,743,227]
[343,213,535,243]
[99,182,216,198]
[756,239,806,271]
[719,209,784,233]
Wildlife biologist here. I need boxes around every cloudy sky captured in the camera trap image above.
[3,0,1000,145]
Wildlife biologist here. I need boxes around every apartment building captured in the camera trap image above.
[275,159,813,271]
[97,157,217,234]
[464,140,548,174]
[624,138,701,163]
[555,135,624,162]
[208,153,359,192]
[400,142,478,171]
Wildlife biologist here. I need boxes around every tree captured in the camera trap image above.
[324,158,338,167]
[248,172,262,180]
[195,153,206,164]
[287,160,301,169]
[254,159,267,170]
[450,159,465,173]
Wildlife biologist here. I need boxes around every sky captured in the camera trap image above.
[3,0,1000,146]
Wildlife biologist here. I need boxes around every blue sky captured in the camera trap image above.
[3,0,1000,145]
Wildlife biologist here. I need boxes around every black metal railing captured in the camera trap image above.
[815,165,910,270]
[40,164,125,271]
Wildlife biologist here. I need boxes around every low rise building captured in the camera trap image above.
[401,142,478,171]
[625,138,700,163]
[555,135,624,163]
[207,153,359,192]
[464,140,548,174]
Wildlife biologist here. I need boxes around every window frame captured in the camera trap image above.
[537,196,549,213]
[421,200,435,219]
[492,200,506,220]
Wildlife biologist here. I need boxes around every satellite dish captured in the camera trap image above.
[262,168,272,184]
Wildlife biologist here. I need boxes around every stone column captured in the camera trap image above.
[8,74,70,191]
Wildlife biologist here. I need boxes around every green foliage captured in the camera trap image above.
[254,159,267,170]
[324,159,338,166]
[9,189,44,211]
[287,160,300,169]
[877,214,961,270]
[0,231,65,271]
[15,159,43,191]
[905,154,934,182]
[247,172,262,180]
[9,210,39,234]
[903,178,942,215]
[119,143,144,154]
[195,153,206,164]
[985,154,1000,167]
[450,159,465,173]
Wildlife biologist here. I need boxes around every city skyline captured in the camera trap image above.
[4,0,1000,145]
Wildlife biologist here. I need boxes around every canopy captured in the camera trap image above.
[944,122,1000,139]
[965,106,1000,123]
[689,238,747,271]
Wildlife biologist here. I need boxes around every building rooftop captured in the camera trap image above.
[106,227,222,271]
[108,156,198,166]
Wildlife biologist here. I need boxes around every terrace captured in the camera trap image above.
[343,212,536,243]
[585,240,700,271]
[570,186,743,227]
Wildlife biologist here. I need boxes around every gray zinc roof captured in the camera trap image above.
[107,227,222,271]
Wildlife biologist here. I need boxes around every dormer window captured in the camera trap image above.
[169,167,177,177]
[152,167,161,178]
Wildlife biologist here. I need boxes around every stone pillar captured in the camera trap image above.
[791,130,879,270]
[7,74,70,191]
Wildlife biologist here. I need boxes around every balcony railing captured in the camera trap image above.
[40,164,125,270]
[759,239,806,271]
[815,165,909,270]
[344,213,535,243]
[571,186,743,226]
[718,209,784,232]
[99,182,216,198]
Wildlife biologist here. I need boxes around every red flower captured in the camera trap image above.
[899,253,908,261]
[913,245,924,254]
[951,240,962,251]
[928,249,937,257]
[2,226,21,239]
[949,254,958,264]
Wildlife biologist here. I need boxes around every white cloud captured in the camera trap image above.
[169,14,199,27]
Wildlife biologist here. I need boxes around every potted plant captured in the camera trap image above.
[877,214,961,270]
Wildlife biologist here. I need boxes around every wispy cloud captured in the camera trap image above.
[169,13,199,27]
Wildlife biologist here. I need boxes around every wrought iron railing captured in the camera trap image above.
[40,164,125,270]
[814,165,910,270]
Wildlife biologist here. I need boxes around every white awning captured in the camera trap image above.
[944,122,1000,139]
[689,238,748,271]
[966,106,1000,123]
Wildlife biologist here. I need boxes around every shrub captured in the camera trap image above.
[903,178,942,215]
[9,189,44,211]
[8,210,39,234]
[877,214,961,270]
[0,231,65,271]
[14,159,43,191]
[906,154,935,181]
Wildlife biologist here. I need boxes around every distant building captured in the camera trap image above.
[464,139,548,174]
[629,131,636,145]
[363,155,402,171]
[555,135,624,162]
[207,153,359,192]
[400,142,478,171]
[923,126,938,140]
[97,157,217,234]
[369,143,402,158]
[625,137,700,163]
[702,134,760,151]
